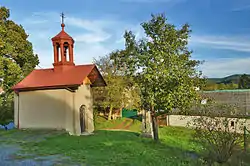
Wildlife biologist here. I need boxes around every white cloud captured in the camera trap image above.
[232,5,250,12]
[114,24,145,45]
[231,0,250,12]
[18,12,136,68]
[24,11,250,79]
[200,57,250,78]
[74,43,113,64]
[22,19,48,25]
[74,33,111,43]
[66,17,114,33]
[190,35,250,52]
[67,16,128,44]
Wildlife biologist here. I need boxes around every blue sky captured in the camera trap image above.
[1,0,250,78]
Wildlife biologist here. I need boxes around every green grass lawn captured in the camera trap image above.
[94,116,142,132]
[0,116,248,165]
[15,128,202,166]
[0,117,203,166]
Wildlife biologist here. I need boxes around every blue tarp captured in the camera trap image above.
[0,122,15,130]
[0,125,5,129]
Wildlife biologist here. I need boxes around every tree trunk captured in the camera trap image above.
[108,105,113,120]
[150,105,159,141]
[151,113,159,141]
[141,109,147,133]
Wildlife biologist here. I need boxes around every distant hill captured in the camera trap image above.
[207,74,250,84]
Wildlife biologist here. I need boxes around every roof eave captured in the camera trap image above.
[88,65,107,87]
[12,84,81,92]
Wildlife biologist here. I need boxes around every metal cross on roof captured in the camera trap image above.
[60,12,65,24]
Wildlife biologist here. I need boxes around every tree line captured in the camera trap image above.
[203,74,250,91]
[0,6,39,124]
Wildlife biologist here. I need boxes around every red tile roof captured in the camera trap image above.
[12,64,105,91]
[52,30,74,41]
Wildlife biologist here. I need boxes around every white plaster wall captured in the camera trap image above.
[168,115,250,134]
[14,93,18,127]
[17,89,67,129]
[64,90,74,134]
[74,84,94,135]
[14,85,94,136]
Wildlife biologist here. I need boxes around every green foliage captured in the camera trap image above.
[208,74,246,85]
[93,54,141,120]
[192,103,245,165]
[203,82,238,91]
[238,74,250,89]
[0,95,13,124]
[93,54,126,109]
[112,13,204,114]
[111,13,205,140]
[0,6,39,121]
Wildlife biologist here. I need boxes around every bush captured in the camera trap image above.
[0,96,14,125]
[192,103,246,165]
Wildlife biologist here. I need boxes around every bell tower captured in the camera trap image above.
[52,13,75,71]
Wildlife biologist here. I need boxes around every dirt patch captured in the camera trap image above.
[123,120,134,130]
[107,119,134,130]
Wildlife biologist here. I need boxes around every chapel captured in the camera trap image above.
[11,14,106,135]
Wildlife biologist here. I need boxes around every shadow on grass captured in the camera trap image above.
[127,115,142,122]
[12,129,203,166]
[0,129,66,143]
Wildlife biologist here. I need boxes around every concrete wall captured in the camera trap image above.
[167,115,250,134]
[16,89,68,129]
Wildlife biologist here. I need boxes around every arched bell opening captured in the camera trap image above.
[56,43,61,62]
[63,42,70,62]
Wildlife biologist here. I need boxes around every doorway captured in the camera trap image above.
[79,105,86,133]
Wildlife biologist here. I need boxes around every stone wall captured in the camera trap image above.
[165,115,250,134]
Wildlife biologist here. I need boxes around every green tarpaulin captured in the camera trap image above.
[122,108,137,118]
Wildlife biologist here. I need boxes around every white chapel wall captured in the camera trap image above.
[17,89,67,129]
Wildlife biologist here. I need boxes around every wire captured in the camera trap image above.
[37,65,43,69]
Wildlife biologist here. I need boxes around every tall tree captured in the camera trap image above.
[93,53,140,120]
[238,74,250,89]
[0,6,39,121]
[112,14,204,141]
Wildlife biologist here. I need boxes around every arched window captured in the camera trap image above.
[63,42,69,61]
[56,43,61,62]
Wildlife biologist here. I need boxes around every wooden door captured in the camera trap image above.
[79,105,85,133]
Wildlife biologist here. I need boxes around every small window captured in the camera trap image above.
[201,99,207,105]
[231,121,234,127]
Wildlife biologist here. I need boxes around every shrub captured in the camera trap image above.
[0,96,14,125]
[192,103,246,165]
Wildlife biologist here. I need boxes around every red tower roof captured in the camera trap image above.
[51,23,74,42]
[12,14,106,92]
